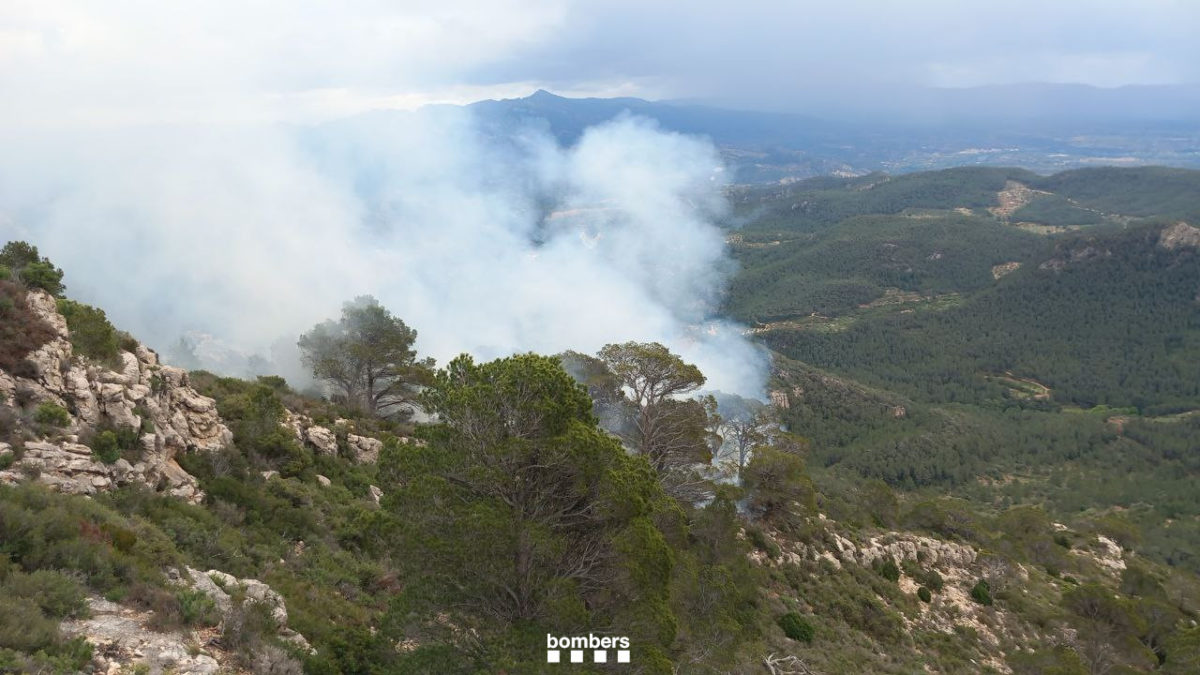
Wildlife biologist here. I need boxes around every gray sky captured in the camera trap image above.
[2,0,1198,126]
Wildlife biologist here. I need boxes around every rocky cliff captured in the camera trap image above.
[0,289,232,502]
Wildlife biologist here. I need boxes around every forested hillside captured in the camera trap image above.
[1,163,1199,675]
[728,167,1200,593]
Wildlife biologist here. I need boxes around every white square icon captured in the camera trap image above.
[570,650,584,663]
[617,649,631,663]
[594,650,607,662]
[547,650,560,663]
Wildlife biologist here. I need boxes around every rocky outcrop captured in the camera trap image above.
[762,527,977,571]
[347,434,383,463]
[179,567,312,654]
[991,261,1021,279]
[62,597,224,675]
[8,439,201,502]
[281,410,404,464]
[62,571,312,675]
[0,290,232,503]
[1158,221,1200,250]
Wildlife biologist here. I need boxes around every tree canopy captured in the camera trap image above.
[297,296,433,417]
[596,342,717,488]
[379,353,685,666]
[0,241,65,297]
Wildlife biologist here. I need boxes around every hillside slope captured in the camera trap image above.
[1,245,1199,672]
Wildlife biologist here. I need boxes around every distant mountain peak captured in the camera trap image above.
[527,88,563,101]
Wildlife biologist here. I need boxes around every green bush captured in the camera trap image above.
[88,425,141,465]
[918,568,944,592]
[970,579,993,606]
[1,570,88,619]
[0,596,60,652]
[176,588,220,627]
[90,431,121,464]
[877,558,901,583]
[918,586,932,603]
[56,299,121,364]
[777,612,815,643]
[32,403,70,428]
[747,527,781,559]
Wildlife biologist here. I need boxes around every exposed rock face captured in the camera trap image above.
[182,567,313,654]
[1072,534,1127,575]
[305,425,338,455]
[1158,221,1200,250]
[991,261,1022,279]
[829,533,977,569]
[281,410,402,464]
[0,290,232,503]
[768,390,789,409]
[62,597,223,675]
[766,528,977,571]
[347,434,383,463]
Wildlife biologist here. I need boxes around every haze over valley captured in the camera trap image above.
[2,3,1200,673]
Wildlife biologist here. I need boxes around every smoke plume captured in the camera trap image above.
[0,108,768,396]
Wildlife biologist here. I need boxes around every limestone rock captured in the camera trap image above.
[61,597,221,675]
[347,433,383,463]
[369,484,384,504]
[305,425,338,455]
[0,290,233,503]
[183,568,313,654]
[1159,221,1200,250]
[316,474,331,487]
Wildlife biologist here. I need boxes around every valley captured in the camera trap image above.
[1,165,1199,674]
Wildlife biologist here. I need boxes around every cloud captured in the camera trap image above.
[4,1,1198,127]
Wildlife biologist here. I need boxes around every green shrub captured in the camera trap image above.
[970,579,993,606]
[90,431,121,464]
[56,299,121,364]
[0,596,60,652]
[878,558,900,583]
[0,639,93,674]
[918,586,932,603]
[130,584,220,631]
[917,568,944,592]
[1,570,88,619]
[33,403,70,428]
[88,425,142,465]
[747,527,781,559]
[176,588,220,627]
[1008,645,1088,675]
[777,612,815,643]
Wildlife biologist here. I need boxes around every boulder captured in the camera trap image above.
[347,434,383,463]
[305,425,338,455]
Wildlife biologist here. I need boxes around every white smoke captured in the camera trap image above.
[0,108,768,396]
